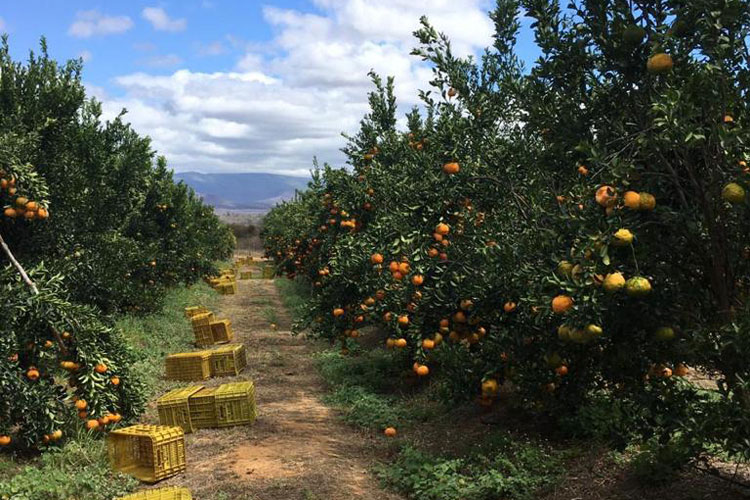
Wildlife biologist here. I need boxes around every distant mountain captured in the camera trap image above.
[175,172,311,210]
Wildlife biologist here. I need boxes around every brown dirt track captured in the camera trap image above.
[140,271,402,500]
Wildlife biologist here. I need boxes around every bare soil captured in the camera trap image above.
[140,270,402,500]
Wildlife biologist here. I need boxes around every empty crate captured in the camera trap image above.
[108,425,186,483]
[191,312,215,346]
[214,382,257,428]
[216,282,237,295]
[240,270,253,279]
[165,351,211,381]
[184,306,208,319]
[157,386,205,433]
[116,487,192,500]
[209,344,247,377]
[210,319,234,343]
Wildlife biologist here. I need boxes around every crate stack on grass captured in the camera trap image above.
[157,381,257,433]
[207,267,238,295]
[165,344,247,382]
[190,310,234,347]
[108,425,187,484]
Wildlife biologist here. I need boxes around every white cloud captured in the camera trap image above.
[142,7,187,32]
[78,50,93,63]
[102,1,495,174]
[68,10,133,38]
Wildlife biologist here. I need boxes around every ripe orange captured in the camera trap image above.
[647,53,674,74]
[0,435,10,446]
[639,193,656,211]
[428,247,439,257]
[453,311,467,323]
[388,261,399,273]
[395,338,407,348]
[439,318,450,328]
[577,165,588,176]
[481,379,499,395]
[3,207,17,218]
[385,338,395,348]
[422,339,435,350]
[411,274,424,286]
[333,308,345,317]
[27,368,40,380]
[448,87,457,97]
[37,207,49,219]
[75,399,88,411]
[397,315,410,326]
[623,191,641,209]
[95,363,108,374]
[416,365,429,376]
[398,262,410,274]
[503,301,517,313]
[111,376,121,386]
[384,427,397,437]
[85,420,100,431]
[375,289,386,300]
[435,223,450,235]
[674,363,689,377]
[392,271,404,281]
[551,295,574,314]
[370,253,384,264]
[555,365,569,376]
[443,162,460,175]
[595,185,617,207]
[439,252,448,261]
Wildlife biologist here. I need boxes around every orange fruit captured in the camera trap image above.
[428,248,439,258]
[37,207,49,219]
[416,365,429,376]
[0,435,10,446]
[435,223,450,235]
[385,338,395,348]
[481,379,499,395]
[392,271,404,281]
[398,262,410,274]
[397,315,410,326]
[448,87,457,97]
[639,193,656,211]
[595,185,617,207]
[674,363,689,377]
[375,290,386,300]
[555,365,569,376]
[384,427,397,437]
[27,368,40,380]
[85,420,99,431]
[411,275,424,286]
[3,207,17,218]
[551,295,574,314]
[370,253,384,264]
[647,53,674,74]
[388,261,399,273]
[442,162,460,175]
[95,363,108,374]
[395,338,407,348]
[623,191,641,209]
[453,311,467,323]
[422,339,435,350]
[75,399,88,411]
[439,318,450,328]
[577,165,588,176]
[333,308,345,317]
[503,301,517,313]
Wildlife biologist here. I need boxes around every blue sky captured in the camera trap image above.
[0,1,541,175]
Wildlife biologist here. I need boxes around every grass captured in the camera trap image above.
[274,277,311,320]
[0,281,220,500]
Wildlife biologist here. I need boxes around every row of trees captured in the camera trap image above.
[262,0,750,470]
[0,38,234,451]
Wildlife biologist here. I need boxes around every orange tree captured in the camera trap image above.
[0,39,233,451]
[264,0,750,468]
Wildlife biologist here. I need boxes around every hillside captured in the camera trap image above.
[175,172,311,209]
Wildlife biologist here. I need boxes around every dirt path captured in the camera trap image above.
[150,272,402,500]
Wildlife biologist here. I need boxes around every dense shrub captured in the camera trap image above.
[0,38,233,451]
[263,0,750,470]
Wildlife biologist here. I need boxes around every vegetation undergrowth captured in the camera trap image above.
[0,282,218,500]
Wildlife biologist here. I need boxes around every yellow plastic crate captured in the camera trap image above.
[215,381,257,428]
[165,351,211,381]
[191,312,215,347]
[209,344,247,377]
[157,386,204,433]
[116,487,192,500]
[210,319,234,344]
[188,387,218,429]
[261,267,275,279]
[220,268,236,278]
[216,282,237,295]
[239,270,253,280]
[108,425,186,483]
[184,306,209,319]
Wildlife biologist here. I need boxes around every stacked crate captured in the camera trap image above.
[184,306,209,319]
[156,381,256,432]
[164,344,247,381]
[108,425,186,483]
